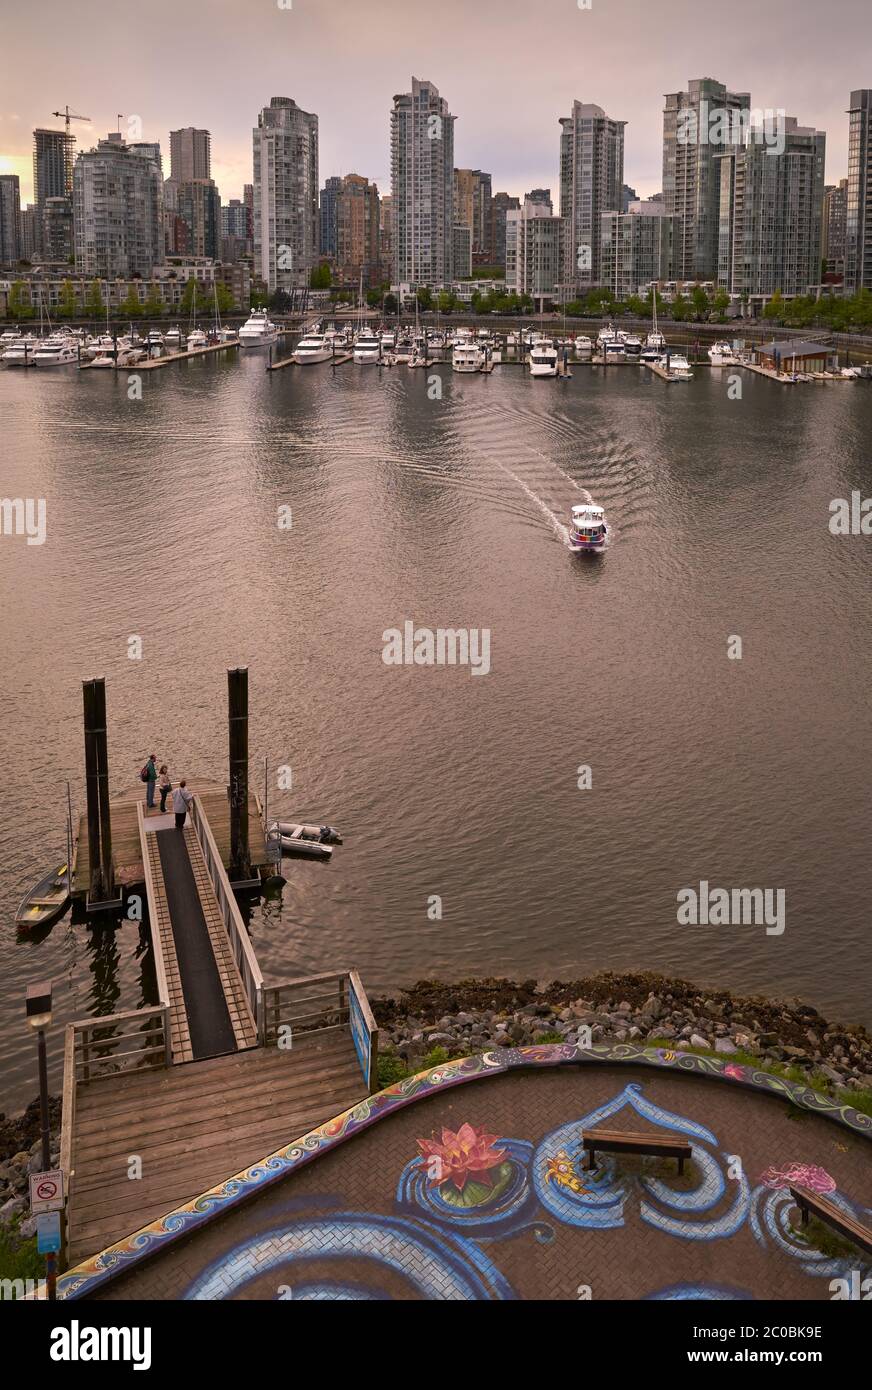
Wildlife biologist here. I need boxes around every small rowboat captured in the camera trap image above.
[15,862,71,930]
[268,822,343,860]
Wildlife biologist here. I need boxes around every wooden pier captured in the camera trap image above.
[79,341,240,371]
[70,779,267,896]
[59,668,380,1272]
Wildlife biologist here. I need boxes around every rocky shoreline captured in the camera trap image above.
[372,972,872,1095]
[0,1096,61,1245]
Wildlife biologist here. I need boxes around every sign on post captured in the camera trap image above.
[36,1212,62,1254]
[29,1170,65,1214]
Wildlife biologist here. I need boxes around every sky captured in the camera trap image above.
[1,0,869,205]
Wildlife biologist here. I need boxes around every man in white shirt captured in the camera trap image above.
[172,779,194,830]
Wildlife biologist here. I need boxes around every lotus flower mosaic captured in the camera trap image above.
[417,1124,512,1207]
[759,1164,836,1193]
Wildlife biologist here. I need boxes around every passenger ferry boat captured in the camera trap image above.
[238,309,278,346]
[293,332,333,364]
[569,503,607,553]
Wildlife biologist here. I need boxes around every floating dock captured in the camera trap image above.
[60,667,379,1270]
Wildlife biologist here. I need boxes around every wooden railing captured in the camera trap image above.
[260,970,379,1091]
[189,794,264,1035]
[66,1006,171,1087]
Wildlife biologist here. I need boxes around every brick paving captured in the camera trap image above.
[92,1065,871,1301]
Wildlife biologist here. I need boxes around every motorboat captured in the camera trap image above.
[574,335,593,357]
[660,352,693,381]
[15,861,71,931]
[568,503,607,553]
[268,821,342,860]
[353,331,382,363]
[529,342,559,377]
[393,336,414,364]
[0,328,19,347]
[185,328,207,349]
[147,328,164,347]
[86,334,117,359]
[238,309,278,346]
[2,334,40,365]
[452,342,483,373]
[379,329,397,351]
[293,333,333,364]
[32,334,79,366]
[622,334,642,358]
[164,325,183,348]
[708,341,736,366]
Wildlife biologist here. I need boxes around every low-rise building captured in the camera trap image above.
[505,198,562,308]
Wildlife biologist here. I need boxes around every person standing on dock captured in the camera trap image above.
[143,753,158,811]
[158,764,172,813]
[172,779,194,830]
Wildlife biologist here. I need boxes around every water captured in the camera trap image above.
[2,351,871,1111]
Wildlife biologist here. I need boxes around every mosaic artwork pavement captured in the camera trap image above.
[61,1047,871,1302]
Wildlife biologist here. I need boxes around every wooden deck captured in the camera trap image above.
[66,1030,367,1265]
[71,778,268,894]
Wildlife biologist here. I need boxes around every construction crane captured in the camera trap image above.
[51,105,91,138]
[50,106,91,193]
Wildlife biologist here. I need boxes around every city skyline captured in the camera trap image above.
[1,0,870,206]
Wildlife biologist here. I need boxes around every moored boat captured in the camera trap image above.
[15,862,71,930]
[529,341,559,377]
[238,309,278,346]
[293,332,333,364]
[267,821,342,859]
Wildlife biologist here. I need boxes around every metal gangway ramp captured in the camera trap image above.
[139,797,260,1061]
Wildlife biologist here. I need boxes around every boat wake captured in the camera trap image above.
[493,460,572,545]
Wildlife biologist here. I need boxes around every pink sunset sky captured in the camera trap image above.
[1,0,868,204]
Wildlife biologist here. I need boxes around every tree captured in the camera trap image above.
[215,282,236,314]
[365,288,382,308]
[85,279,104,318]
[691,285,710,320]
[179,278,198,314]
[120,287,143,318]
[8,280,33,320]
[268,288,292,313]
[310,261,332,289]
[711,289,730,322]
[670,292,689,321]
[416,286,433,311]
[383,293,397,315]
[143,285,164,319]
[624,294,646,317]
[763,290,784,323]
[57,279,78,319]
[437,290,455,314]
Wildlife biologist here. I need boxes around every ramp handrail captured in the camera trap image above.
[189,794,264,1034]
[136,801,172,1014]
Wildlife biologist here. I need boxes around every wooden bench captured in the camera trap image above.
[789,1185,872,1256]
[582,1128,693,1174]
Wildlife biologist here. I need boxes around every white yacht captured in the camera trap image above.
[0,328,19,347]
[569,503,607,554]
[147,328,164,347]
[353,330,382,364]
[452,342,483,373]
[2,334,40,365]
[529,342,559,377]
[574,335,593,358]
[708,341,736,366]
[185,328,207,349]
[622,334,642,358]
[33,334,79,366]
[661,352,693,381]
[293,332,333,364]
[164,326,182,348]
[238,309,278,346]
[379,329,397,352]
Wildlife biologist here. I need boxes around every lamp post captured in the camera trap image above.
[25,981,56,1301]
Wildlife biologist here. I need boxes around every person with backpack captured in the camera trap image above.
[140,754,158,810]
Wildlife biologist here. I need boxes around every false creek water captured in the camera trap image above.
[1,349,871,1109]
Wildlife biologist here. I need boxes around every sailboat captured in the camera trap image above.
[185,283,207,348]
[641,288,666,360]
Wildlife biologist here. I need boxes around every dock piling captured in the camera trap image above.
[228,666,250,881]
